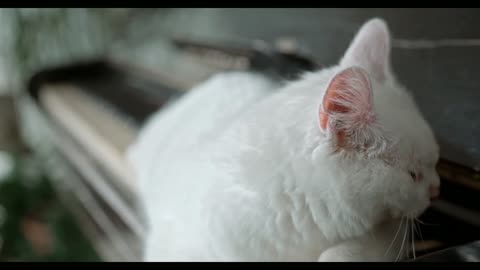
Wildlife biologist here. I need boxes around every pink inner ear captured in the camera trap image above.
[319,67,375,145]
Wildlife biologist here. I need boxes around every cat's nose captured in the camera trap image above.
[429,185,440,201]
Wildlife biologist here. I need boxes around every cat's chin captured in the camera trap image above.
[409,208,429,219]
[390,205,429,220]
[390,208,403,219]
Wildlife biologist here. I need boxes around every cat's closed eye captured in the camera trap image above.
[409,171,421,182]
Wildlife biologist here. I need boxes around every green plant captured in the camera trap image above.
[0,152,101,262]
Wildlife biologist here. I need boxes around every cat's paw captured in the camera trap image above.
[317,249,353,262]
[317,246,386,262]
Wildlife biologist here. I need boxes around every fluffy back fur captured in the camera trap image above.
[128,18,440,261]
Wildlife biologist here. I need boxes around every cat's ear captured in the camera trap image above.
[319,66,383,152]
[340,18,391,82]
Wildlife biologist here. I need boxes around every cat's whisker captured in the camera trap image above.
[404,219,408,260]
[414,219,424,242]
[414,217,439,226]
[405,218,411,260]
[411,218,416,260]
[385,217,404,257]
[395,217,409,262]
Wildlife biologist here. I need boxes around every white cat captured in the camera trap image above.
[128,18,441,262]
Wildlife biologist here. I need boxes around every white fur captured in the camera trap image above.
[128,18,440,261]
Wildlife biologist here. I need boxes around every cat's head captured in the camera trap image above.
[316,18,440,225]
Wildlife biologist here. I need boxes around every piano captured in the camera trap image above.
[15,8,480,261]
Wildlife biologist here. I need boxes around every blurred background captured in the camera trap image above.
[0,8,480,262]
